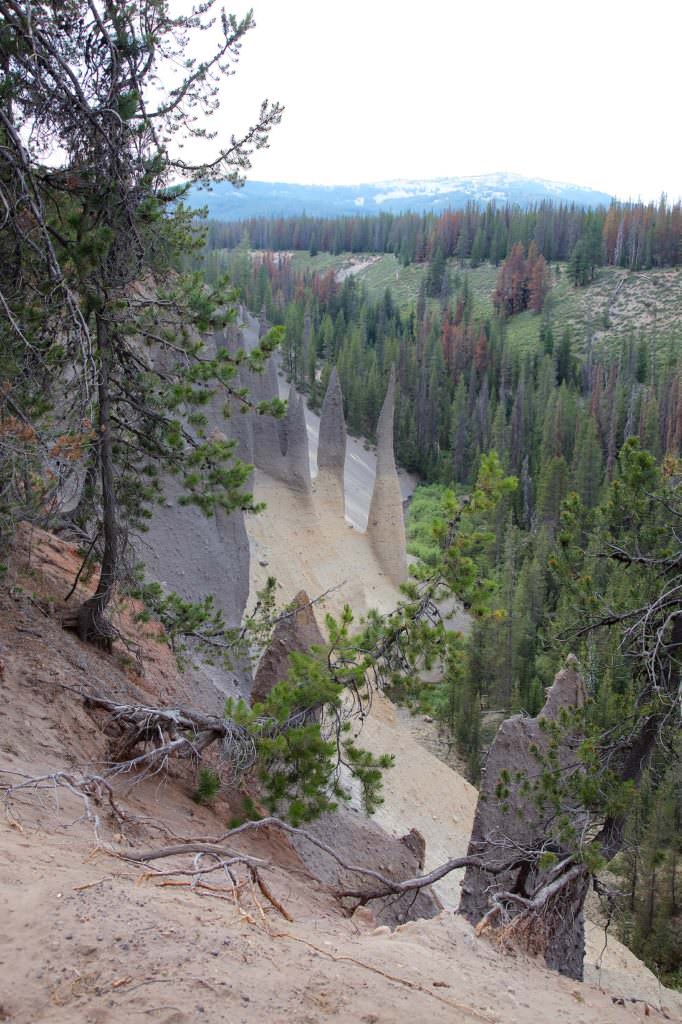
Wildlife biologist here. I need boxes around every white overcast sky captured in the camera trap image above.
[195,0,681,201]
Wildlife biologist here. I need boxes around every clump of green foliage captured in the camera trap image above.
[132,575,278,669]
[224,606,394,827]
[406,483,455,566]
[193,767,221,805]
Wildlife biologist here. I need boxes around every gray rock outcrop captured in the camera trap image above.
[290,808,441,926]
[139,324,253,706]
[367,367,407,584]
[242,351,312,495]
[251,590,323,705]
[282,387,312,494]
[217,324,254,475]
[315,367,347,516]
[245,354,287,481]
[459,656,589,979]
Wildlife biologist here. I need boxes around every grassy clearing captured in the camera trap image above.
[504,310,542,356]
[288,251,350,275]
[451,261,497,319]
[357,255,428,306]
[264,248,682,360]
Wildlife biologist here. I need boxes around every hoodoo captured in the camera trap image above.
[316,367,347,516]
[284,387,313,495]
[459,656,590,980]
[251,590,324,704]
[367,367,407,584]
[247,354,287,481]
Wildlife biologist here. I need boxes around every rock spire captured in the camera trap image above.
[459,656,590,980]
[366,367,407,584]
[251,590,324,705]
[283,386,312,494]
[316,368,347,516]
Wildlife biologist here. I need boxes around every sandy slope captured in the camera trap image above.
[1,532,681,1024]
[243,470,681,1014]
[247,472,402,619]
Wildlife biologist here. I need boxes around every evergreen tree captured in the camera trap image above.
[0,1,283,641]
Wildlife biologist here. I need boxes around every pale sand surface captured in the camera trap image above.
[246,469,403,618]
[245,476,681,1011]
[1,529,681,1023]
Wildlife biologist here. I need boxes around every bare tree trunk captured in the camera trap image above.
[76,314,118,650]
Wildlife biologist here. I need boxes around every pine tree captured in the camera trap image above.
[573,415,604,508]
[0,1,283,642]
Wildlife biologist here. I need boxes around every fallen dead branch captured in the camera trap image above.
[1,762,585,943]
[124,815,525,911]
[73,875,114,891]
[250,867,294,922]
[1,768,126,843]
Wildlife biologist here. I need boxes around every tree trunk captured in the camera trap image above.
[75,313,118,650]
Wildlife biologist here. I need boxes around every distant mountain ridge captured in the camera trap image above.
[189,172,613,221]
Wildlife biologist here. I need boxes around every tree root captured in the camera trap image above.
[1,768,126,845]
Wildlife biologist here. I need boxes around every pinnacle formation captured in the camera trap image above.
[367,367,407,584]
[316,367,347,516]
[251,590,323,704]
[246,360,312,495]
[283,386,312,494]
[459,657,589,980]
[246,354,288,481]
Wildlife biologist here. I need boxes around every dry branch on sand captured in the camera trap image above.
[0,761,563,929]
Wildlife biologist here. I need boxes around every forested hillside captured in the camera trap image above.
[203,221,682,985]
[207,197,682,271]
[1,0,680,1013]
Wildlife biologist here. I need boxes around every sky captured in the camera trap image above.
[191,0,682,201]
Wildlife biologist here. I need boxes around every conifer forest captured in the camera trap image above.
[0,1,680,1011]
[202,208,682,983]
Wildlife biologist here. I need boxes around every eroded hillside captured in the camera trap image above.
[1,529,681,1024]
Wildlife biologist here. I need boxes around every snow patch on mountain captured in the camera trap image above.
[189,173,613,221]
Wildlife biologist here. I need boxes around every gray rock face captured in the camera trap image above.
[283,387,312,494]
[367,367,407,585]
[246,355,287,481]
[459,658,589,980]
[251,590,323,705]
[400,827,426,870]
[215,327,254,475]
[139,324,253,708]
[289,807,442,927]
[243,358,312,495]
[318,368,347,477]
[315,368,347,516]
